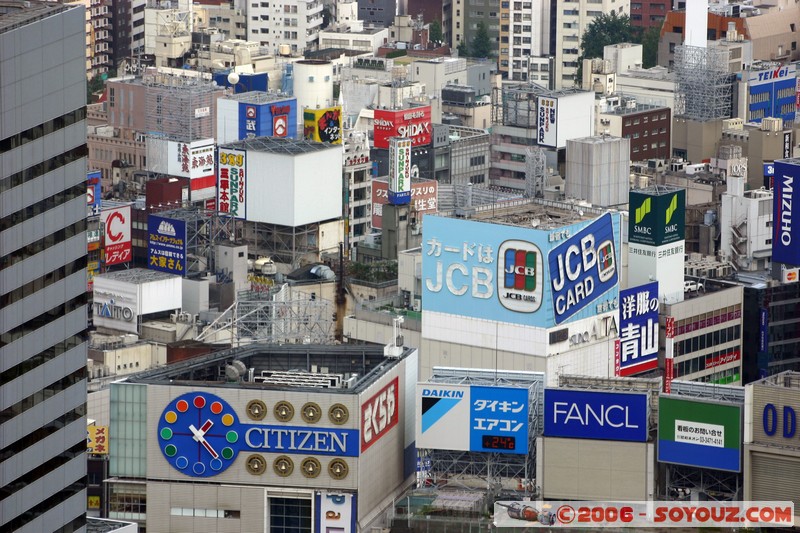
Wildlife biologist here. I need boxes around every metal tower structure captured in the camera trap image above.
[196,284,335,346]
[524,146,546,198]
[143,70,220,141]
[418,368,544,499]
[674,44,732,121]
[153,206,236,276]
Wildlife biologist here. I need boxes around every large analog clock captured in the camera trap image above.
[158,393,241,477]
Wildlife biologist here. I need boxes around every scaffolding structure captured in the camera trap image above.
[154,207,236,276]
[196,284,334,346]
[143,70,221,141]
[674,44,733,121]
[524,146,546,198]
[418,368,544,499]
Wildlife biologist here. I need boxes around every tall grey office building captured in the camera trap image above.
[1,2,89,532]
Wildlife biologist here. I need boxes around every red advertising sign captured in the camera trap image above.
[361,376,398,452]
[371,178,438,229]
[614,339,621,377]
[705,350,741,369]
[101,205,132,266]
[664,357,673,393]
[665,316,675,339]
[373,106,432,149]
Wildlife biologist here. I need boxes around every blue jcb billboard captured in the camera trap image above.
[416,384,529,454]
[422,212,621,328]
[617,281,659,377]
[148,215,187,276]
[543,389,648,442]
[773,159,800,266]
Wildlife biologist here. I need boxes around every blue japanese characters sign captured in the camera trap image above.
[617,281,660,376]
[421,213,622,328]
[238,99,297,139]
[148,215,187,276]
[416,384,529,455]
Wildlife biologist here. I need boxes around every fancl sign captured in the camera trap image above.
[544,389,648,442]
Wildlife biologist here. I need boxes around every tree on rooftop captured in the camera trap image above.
[429,20,443,44]
[578,12,635,78]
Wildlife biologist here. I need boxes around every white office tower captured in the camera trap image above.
[1,2,89,532]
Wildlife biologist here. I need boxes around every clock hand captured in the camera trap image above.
[189,421,219,459]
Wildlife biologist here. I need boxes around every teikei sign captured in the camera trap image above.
[543,389,648,442]
[422,213,622,328]
[101,205,132,266]
[148,215,187,276]
[373,106,432,149]
[388,137,412,205]
[217,148,246,219]
[658,396,741,472]
[537,97,558,148]
[773,159,800,266]
[361,377,399,452]
[549,213,619,325]
[617,282,660,376]
[629,189,686,247]
[157,392,359,478]
[416,384,529,454]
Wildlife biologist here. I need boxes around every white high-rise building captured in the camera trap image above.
[554,0,630,88]
[248,0,324,55]
[499,0,551,82]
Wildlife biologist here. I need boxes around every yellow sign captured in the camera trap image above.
[303,107,342,144]
[88,496,101,510]
[87,425,109,454]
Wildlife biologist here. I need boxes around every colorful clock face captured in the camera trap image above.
[158,393,241,477]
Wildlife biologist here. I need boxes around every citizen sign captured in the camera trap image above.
[361,377,399,452]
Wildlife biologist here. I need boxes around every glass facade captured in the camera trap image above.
[743,283,800,383]
[0,4,89,532]
[269,497,312,533]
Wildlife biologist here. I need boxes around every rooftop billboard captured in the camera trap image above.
[373,106,432,149]
[773,159,800,266]
[543,389,648,442]
[658,396,741,472]
[617,281,659,376]
[421,212,622,328]
[629,189,685,247]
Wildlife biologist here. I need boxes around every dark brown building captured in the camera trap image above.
[630,1,669,29]
[598,99,671,161]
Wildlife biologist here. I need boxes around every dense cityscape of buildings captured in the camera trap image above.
[6,0,800,531]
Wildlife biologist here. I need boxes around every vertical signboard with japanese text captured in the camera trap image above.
[217,148,246,219]
[87,425,109,454]
[101,205,132,266]
[304,106,342,144]
[537,96,558,148]
[416,384,529,454]
[617,282,660,376]
[388,137,412,205]
[658,396,742,472]
[148,215,187,276]
[371,179,438,229]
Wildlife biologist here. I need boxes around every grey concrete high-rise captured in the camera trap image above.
[1,2,89,532]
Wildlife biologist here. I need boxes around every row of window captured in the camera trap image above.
[0,144,88,194]
[624,113,669,126]
[632,142,667,153]
[0,107,85,154]
[0,367,86,434]
[4,481,86,532]
[170,508,242,518]
[0,332,84,387]
[0,183,85,234]
[2,219,86,272]
[674,325,741,357]
[1,434,84,499]
[0,292,87,348]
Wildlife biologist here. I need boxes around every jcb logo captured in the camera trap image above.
[361,377,399,451]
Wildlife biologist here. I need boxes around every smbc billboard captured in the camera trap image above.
[629,189,685,247]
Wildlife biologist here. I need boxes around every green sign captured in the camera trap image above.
[658,396,741,472]
[629,190,686,246]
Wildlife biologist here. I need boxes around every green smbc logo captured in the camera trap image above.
[635,197,651,224]
[665,194,678,225]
